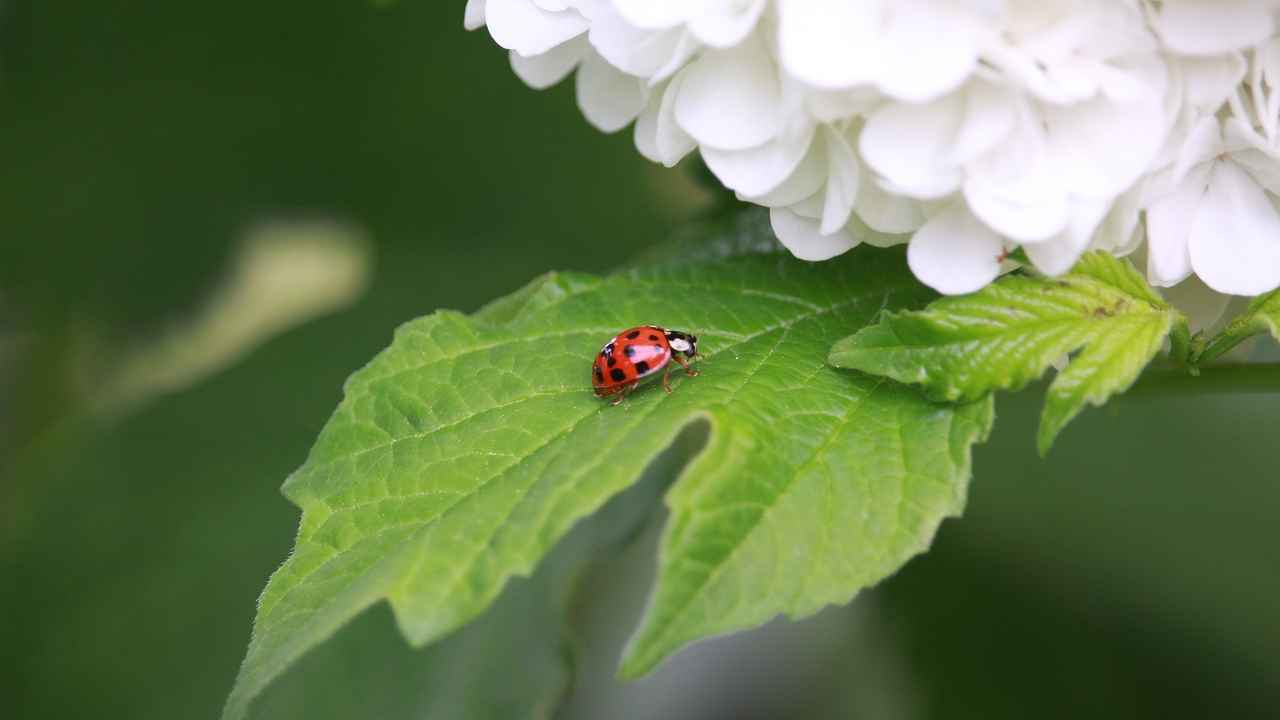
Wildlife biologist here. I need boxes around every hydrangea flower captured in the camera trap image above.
[467,0,1280,300]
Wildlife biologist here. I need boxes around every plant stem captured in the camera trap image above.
[1128,363,1280,398]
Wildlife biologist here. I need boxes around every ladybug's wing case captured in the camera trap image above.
[593,335,632,396]
[591,354,612,393]
[615,327,672,379]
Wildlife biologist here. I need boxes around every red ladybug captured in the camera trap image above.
[592,326,699,404]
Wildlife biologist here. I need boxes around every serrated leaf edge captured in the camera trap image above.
[829,253,1183,453]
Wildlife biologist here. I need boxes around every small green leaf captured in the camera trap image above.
[1196,288,1280,364]
[223,210,994,718]
[829,252,1181,455]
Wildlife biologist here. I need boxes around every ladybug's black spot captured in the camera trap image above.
[634,361,650,375]
[594,367,603,382]
[626,330,640,339]
[648,334,659,341]
[610,368,627,382]
[607,356,617,367]
[624,346,636,358]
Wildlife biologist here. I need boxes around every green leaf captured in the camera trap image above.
[1196,288,1280,364]
[829,252,1182,455]
[223,210,994,718]
[251,550,572,720]
[251,453,678,720]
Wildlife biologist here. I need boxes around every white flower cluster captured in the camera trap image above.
[467,0,1280,297]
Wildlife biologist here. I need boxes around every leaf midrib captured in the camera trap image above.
[884,309,1169,349]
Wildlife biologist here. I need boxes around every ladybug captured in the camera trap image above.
[592,326,699,404]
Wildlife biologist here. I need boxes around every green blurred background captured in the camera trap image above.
[3,2,1278,719]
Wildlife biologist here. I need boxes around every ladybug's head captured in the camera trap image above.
[665,329,698,358]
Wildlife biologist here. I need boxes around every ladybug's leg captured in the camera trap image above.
[610,382,637,406]
[662,364,673,394]
[673,354,699,377]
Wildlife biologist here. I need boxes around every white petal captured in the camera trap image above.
[1024,197,1111,277]
[586,4,685,78]
[851,218,910,248]
[1156,0,1276,56]
[1080,3,1159,58]
[1231,148,1280,196]
[855,180,926,235]
[1003,3,1153,103]
[1261,36,1280,78]
[1188,161,1280,295]
[1162,275,1232,333]
[688,0,767,48]
[873,2,982,102]
[770,207,859,261]
[701,124,816,197]
[963,121,1070,243]
[576,50,648,133]
[1094,185,1145,255]
[1223,115,1270,154]
[1260,40,1280,125]
[908,202,1004,295]
[1224,113,1280,197]
[654,70,697,163]
[951,81,1017,165]
[860,94,965,199]
[1170,115,1223,186]
[650,31,700,84]
[487,0,587,57]
[1179,53,1247,112]
[464,0,487,30]
[777,0,880,89]
[1146,162,1211,286]
[675,37,781,150]
[509,35,587,89]
[741,132,827,208]
[982,42,1070,104]
[788,192,825,219]
[610,0,688,30]
[634,85,664,163]
[821,126,861,234]
[806,86,884,124]
[634,73,696,166]
[1044,60,1169,199]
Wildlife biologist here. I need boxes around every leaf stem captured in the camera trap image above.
[1128,363,1280,398]
[1167,316,1193,367]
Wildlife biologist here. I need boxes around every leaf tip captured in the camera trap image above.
[615,641,659,683]
[616,611,689,683]
[220,683,252,720]
[1036,403,1071,458]
[1035,427,1056,458]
